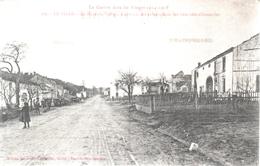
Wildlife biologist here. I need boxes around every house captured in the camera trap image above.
[0,71,41,108]
[0,72,16,109]
[192,33,260,96]
[170,71,191,92]
[76,86,88,99]
[103,87,110,96]
[49,78,66,98]
[143,79,170,94]
[19,73,41,107]
[30,73,58,100]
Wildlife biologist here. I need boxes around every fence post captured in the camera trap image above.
[194,92,198,110]
[150,95,155,113]
[232,93,237,111]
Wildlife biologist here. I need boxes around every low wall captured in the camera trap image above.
[135,104,153,114]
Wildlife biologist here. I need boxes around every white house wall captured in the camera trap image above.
[226,52,233,93]
[109,85,126,98]
[0,79,16,109]
[214,52,233,93]
[195,61,215,93]
[133,85,143,95]
[232,34,260,92]
[109,84,142,98]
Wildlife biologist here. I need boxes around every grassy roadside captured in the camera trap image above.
[127,105,259,166]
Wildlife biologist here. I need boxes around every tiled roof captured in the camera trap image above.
[196,47,234,69]
[0,71,38,86]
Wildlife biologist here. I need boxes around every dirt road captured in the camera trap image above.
[0,96,217,166]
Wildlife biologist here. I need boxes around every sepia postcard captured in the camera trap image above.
[0,0,259,166]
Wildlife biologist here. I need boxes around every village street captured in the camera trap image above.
[0,96,217,166]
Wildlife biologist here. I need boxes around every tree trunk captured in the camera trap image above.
[128,92,131,104]
[29,98,33,111]
[127,85,131,104]
[3,91,11,109]
[15,79,20,108]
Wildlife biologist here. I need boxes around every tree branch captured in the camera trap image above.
[0,67,11,73]
[0,57,13,73]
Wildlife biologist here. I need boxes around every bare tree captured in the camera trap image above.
[0,79,15,109]
[236,77,254,99]
[142,77,152,94]
[116,70,141,104]
[25,84,39,111]
[114,82,119,99]
[159,73,167,94]
[0,57,13,73]
[0,42,27,107]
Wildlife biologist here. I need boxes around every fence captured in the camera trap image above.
[199,91,260,104]
[134,91,260,113]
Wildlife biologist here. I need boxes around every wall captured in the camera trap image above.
[214,52,233,94]
[194,60,215,94]
[232,34,260,92]
[109,85,127,99]
[0,78,7,108]
[133,84,143,95]
[0,78,16,109]
[192,48,234,95]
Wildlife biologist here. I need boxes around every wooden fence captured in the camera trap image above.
[199,91,260,104]
[132,91,259,113]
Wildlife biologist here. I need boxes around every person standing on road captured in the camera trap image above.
[20,101,31,129]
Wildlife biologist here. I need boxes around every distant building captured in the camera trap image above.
[103,87,110,96]
[192,33,260,95]
[30,73,59,100]
[143,79,170,95]
[170,71,191,92]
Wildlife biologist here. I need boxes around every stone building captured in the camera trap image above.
[192,33,260,95]
[170,71,191,92]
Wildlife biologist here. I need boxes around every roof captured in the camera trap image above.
[239,33,259,46]
[194,33,260,71]
[149,80,169,86]
[196,47,234,70]
[0,71,39,86]
[172,71,184,78]
[0,71,17,82]
[0,71,86,93]
[172,71,191,80]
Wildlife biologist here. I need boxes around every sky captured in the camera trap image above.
[0,0,259,88]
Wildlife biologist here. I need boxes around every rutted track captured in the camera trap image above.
[101,127,139,166]
[1,96,219,166]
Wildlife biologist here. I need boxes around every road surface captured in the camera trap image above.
[0,96,217,166]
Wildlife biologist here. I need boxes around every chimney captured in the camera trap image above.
[198,62,201,67]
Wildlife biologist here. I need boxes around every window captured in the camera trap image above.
[256,75,260,92]
[222,77,225,92]
[208,64,211,68]
[214,77,217,84]
[222,57,226,72]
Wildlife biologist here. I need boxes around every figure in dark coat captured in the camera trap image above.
[20,102,31,128]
